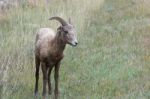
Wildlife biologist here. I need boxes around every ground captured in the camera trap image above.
[0,0,150,99]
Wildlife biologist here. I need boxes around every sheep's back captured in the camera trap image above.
[36,28,55,41]
[35,28,56,58]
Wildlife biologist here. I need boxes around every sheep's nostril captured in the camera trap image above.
[75,42,78,45]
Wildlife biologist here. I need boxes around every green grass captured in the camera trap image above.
[1,0,150,99]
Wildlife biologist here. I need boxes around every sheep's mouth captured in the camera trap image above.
[68,42,77,47]
[71,44,77,47]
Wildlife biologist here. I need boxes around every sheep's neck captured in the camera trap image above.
[52,31,66,56]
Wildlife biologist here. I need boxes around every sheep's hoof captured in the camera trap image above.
[48,90,52,95]
[34,92,38,99]
[54,90,59,99]
[42,95,46,99]
[54,94,58,99]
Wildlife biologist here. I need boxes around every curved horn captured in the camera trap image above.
[49,16,68,26]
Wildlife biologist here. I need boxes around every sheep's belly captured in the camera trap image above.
[48,59,60,66]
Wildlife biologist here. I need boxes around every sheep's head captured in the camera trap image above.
[49,16,78,47]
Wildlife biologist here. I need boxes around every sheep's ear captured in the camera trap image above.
[69,18,73,24]
[57,26,63,31]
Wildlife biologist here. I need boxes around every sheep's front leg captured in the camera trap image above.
[48,66,53,95]
[54,62,60,99]
[41,62,48,99]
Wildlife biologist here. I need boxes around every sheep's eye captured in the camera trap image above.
[64,31,68,34]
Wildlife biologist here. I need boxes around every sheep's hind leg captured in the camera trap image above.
[41,62,48,99]
[34,56,40,99]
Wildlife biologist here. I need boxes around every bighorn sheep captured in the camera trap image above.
[34,16,78,99]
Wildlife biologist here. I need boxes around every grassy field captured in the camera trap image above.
[0,0,150,99]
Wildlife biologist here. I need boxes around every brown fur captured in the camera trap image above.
[34,28,65,99]
[34,17,78,99]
